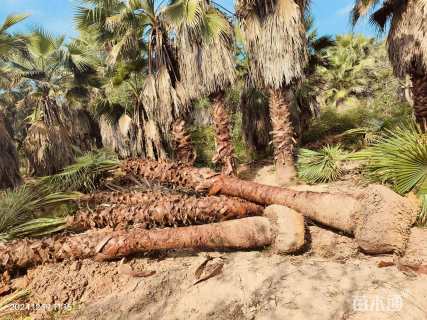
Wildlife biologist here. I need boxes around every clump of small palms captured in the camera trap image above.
[297,145,348,184]
[354,123,427,225]
[0,150,119,240]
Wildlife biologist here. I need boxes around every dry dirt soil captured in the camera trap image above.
[2,163,427,320]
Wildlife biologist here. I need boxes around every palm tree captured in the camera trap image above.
[236,0,308,182]
[75,0,193,162]
[351,0,427,129]
[6,28,98,176]
[168,0,237,174]
[0,13,29,189]
[317,34,376,108]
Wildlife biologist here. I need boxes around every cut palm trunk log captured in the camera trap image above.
[0,217,272,272]
[123,159,418,254]
[72,191,263,230]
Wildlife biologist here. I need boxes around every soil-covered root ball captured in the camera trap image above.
[264,205,305,254]
[399,227,427,268]
[354,185,418,254]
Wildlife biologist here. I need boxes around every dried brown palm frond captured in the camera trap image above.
[24,121,75,176]
[62,107,101,153]
[387,0,427,78]
[351,0,427,78]
[0,113,21,189]
[239,86,272,154]
[236,0,308,89]
[174,3,236,98]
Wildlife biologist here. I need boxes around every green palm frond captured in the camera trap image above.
[40,149,119,193]
[0,217,67,242]
[353,123,427,225]
[297,145,348,184]
[0,187,80,234]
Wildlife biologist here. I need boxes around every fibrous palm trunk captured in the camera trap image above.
[268,87,297,182]
[73,191,263,230]
[410,74,427,131]
[0,114,21,189]
[172,119,196,164]
[122,159,417,255]
[0,217,272,272]
[211,92,236,175]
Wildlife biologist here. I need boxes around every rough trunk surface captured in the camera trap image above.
[268,88,297,181]
[211,92,236,175]
[123,159,418,253]
[73,191,263,230]
[0,217,273,272]
[411,74,427,131]
[122,159,358,233]
[171,119,196,165]
[0,114,21,189]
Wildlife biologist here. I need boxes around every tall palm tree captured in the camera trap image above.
[0,13,29,189]
[236,0,308,182]
[168,0,237,174]
[6,28,97,176]
[76,0,193,162]
[352,0,427,129]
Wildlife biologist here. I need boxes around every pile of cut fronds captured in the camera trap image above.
[354,123,427,225]
[297,145,348,184]
[0,150,119,241]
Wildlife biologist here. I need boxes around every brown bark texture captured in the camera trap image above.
[73,191,264,230]
[411,74,427,131]
[211,93,236,175]
[122,159,359,233]
[268,88,297,179]
[0,217,273,272]
[171,119,197,165]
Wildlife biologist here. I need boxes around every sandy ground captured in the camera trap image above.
[2,163,427,320]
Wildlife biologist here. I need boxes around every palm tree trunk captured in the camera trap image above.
[123,159,417,253]
[211,91,236,175]
[0,217,272,272]
[122,159,358,233]
[411,74,427,131]
[72,191,263,230]
[268,87,297,182]
[172,119,196,165]
[0,114,21,189]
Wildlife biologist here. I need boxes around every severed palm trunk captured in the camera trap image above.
[0,114,21,189]
[411,74,427,131]
[172,119,197,165]
[211,92,236,175]
[123,159,418,253]
[0,217,272,272]
[268,87,297,182]
[72,191,263,230]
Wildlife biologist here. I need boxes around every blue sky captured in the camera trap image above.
[0,0,374,39]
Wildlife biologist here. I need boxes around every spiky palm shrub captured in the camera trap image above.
[354,124,427,225]
[297,145,348,184]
